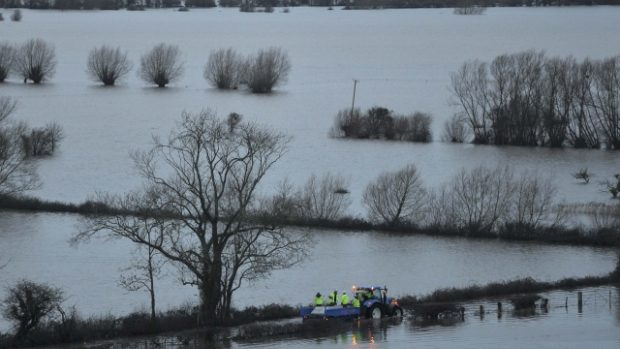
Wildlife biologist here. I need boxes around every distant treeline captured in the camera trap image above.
[3,0,620,9]
[343,0,620,9]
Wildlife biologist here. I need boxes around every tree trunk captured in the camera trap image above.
[200,257,222,326]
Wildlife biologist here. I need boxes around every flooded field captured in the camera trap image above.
[0,211,617,332]
[0,7,619,212]
[1,6,620,346]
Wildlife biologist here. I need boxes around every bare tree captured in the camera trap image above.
[87,45,132,86]
[14,39,56,84]
[0,97,40,195]
[139,43,184,88]
[119,244,164,322]
[0,42,16,83]
[245,47,291,93]
[590,56,620,149]
[450,60,491,144]
[510,172,561,229]
[10,9,21,22]
[0,96,17,124]
[298,173,351,221]
[2,280,64,339]
[442,114,469,143]
[448,165,514,234]
[76,110,308,325]
[363,164,426,225]
[204,48,242,89]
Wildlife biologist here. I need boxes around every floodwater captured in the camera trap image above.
[0,211,617,332]
[2,6,620,345]
[0,7,620,213]
[48,286,620,348]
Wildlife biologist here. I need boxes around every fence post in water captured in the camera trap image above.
[497,302,502,318]
[577,292,583,313]
[565,297,568,309]
[479,305,484,319]
[610,289,613,310]
[460,307,465,321]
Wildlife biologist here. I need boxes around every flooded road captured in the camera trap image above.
[56,286,620,349]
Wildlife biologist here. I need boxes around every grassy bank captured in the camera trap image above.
[1,194,619,247]
[399,256,620,307]
[1,258,617,347]
[0,304,297,348]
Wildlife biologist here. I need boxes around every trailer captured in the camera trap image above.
[300,285,403,320]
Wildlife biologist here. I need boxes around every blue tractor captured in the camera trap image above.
[300,285,403,320]
[354,285,403,319]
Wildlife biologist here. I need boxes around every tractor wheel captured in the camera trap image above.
[392,306,403,317]
[368,305,383,319]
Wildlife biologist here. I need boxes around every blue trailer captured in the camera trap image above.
[300,286,403,320]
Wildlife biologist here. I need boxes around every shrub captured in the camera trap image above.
[245,47,291,93]
[298,173,351,221]
[331,108,364,138]
[395,112,433,142]
[1,280,64,339]
[10,9,21,22]
[15,39,57,84]
[20,122,64,157]
[86,45,132,86]
[453,6,486,15]
[0,42,16,83]
[186,0,216,6]
[332,106,433,142]
[204,48,242,89]
[139,43,184,87]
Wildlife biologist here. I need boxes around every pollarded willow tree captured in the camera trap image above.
[76,110,308,325]
[139,43,184,88]
[87,45,132,86]
[15,39,56,84]
[363,164,426,226]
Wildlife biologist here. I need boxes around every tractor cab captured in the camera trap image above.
[352,285,402,319]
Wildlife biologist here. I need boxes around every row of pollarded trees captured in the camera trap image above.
[267,164,562,236]
[0,39,56,84]
[204,47,291,93]
[449,50,620,149]
[1,40,291,92]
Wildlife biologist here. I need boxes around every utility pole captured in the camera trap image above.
[351,79,358,115]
